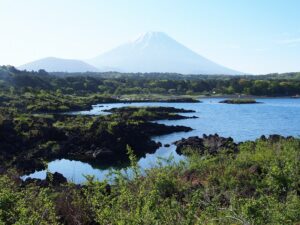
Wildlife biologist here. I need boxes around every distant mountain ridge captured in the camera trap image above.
[88,32,241,75]
[18,32,242,75]
[19,57,99,73]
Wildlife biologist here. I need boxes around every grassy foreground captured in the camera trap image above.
[0,137,299,224]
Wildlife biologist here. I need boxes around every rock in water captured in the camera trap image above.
[174,134,238,155]
[46,172,67,186]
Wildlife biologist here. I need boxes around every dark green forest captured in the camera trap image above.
[1,66,300,97]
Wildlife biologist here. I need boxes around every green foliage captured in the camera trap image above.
[131,108,155,118]
[0,138,299,224]
[79,138,300,224]
[0,174,60,225]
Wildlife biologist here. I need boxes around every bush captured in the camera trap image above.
[0,138,299,224]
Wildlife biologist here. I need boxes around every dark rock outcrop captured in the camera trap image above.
[104,106,195,114]
[85,147,114,158]
[66,121,191,164]
[259,134,294,142]
[174,134,238,155]
[0,166,6,175]
[46,172,67,185]
[23,172,67,187]
[1,105,194,174]
[104,106,198,121]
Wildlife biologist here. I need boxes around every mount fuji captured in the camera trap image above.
[88,32,241,75]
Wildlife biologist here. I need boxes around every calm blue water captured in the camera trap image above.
[23,98,300,183]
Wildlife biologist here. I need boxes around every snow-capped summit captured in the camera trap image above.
[132,31,171,45]
[88,31,241,75]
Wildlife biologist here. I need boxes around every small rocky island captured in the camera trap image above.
[219,98,260,104]
[174,134,238,155]
[104,106,198,120]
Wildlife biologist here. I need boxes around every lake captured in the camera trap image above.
[23,98,300,183]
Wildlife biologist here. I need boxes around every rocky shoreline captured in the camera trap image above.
[1,106,195,174]
[19,133,298,186]
[174,133,295,156]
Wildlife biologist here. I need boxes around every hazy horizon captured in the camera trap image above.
[1,0,300,74]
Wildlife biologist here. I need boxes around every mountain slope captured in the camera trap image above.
[88,32,241,75]
[19,57,99,73]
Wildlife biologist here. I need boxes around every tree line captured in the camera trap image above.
[1,66,300,96]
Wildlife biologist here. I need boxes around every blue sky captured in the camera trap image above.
[0,0,299,74]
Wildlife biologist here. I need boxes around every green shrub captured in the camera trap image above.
[0,138,299,224]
